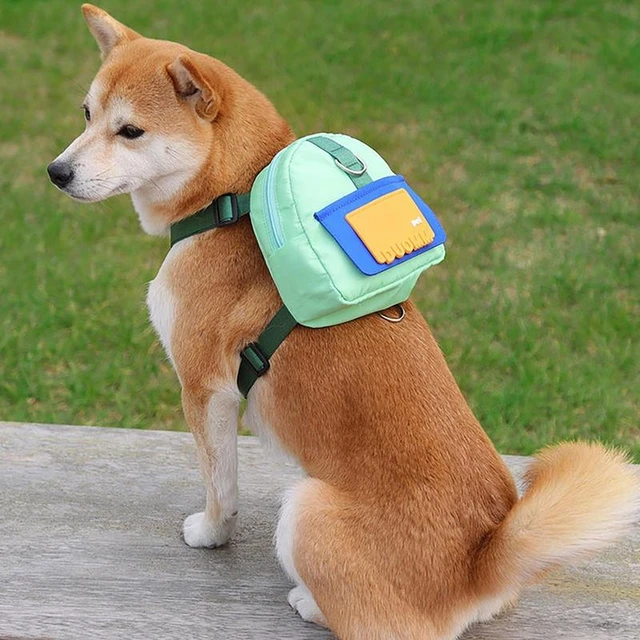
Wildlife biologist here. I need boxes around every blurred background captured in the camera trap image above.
[0,0,637,459]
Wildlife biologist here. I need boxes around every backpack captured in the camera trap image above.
[170,133,446,395]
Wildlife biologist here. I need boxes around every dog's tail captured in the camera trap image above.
[474,441,639,593]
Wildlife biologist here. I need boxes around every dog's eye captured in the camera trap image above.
[118,125,145,140]
[83,105,91,122]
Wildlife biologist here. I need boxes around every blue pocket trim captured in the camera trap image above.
[314,175,446,276]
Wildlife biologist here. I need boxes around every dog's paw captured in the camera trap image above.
[288,586,327,627]
[183,511,237,548]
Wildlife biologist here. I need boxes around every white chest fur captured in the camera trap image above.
[146,239,191,366]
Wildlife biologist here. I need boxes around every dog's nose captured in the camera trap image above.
[47,161,75,189]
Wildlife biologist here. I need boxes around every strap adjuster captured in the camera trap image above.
[212,194,239,226]
[240,342,270,377]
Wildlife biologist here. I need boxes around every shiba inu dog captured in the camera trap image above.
[48,5,639,639]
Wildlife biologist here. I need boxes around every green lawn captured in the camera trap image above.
[0,1,638,459]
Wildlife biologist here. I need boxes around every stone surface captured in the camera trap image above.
[0,422,638,639]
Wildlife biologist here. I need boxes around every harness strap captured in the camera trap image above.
[307,136,373,189]
[170,192,251,246]
[237,305,298,397]
[169,194,298,397]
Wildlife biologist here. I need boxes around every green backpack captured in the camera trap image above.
[170,133,446,396]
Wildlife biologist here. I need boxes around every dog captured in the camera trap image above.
[48,6,639,639]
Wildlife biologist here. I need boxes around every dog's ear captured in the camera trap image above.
[166,55,222,121]
[81,4,140,59]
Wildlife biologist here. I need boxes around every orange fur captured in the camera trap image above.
[59,8,640,639]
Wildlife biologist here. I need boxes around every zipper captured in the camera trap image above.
[264,151,285,249]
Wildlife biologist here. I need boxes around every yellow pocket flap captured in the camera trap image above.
[345,189,435,264]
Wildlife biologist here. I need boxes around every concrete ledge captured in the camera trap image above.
[0,423,638,639]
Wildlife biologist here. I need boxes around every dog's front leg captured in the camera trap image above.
[181,385,239,548]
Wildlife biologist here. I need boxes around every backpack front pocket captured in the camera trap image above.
[314,175,446,276]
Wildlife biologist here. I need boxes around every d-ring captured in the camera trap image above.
[378,304,406,323]
[334,156,367,176]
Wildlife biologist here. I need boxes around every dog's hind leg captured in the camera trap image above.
[276,478,456,640]
[181,385,240,548]
[276,480,328,627]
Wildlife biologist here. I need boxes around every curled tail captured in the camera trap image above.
[476,441,640,592]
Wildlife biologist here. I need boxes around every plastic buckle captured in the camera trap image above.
[240,342,270,376]
[213,194,239,227]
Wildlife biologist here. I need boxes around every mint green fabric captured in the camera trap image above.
[249,133,446,328]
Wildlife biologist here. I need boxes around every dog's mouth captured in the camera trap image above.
[65,192,97,202]
[60,180,134,203]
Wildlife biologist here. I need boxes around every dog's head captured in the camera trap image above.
[48,4,293,234]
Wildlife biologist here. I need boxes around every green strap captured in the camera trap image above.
[237,305,298,397]
[170,192,251,246]
[169,192,297,398]
[308,136,373,189]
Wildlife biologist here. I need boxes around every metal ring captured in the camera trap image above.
[334,156,367,176]
[378,304,406,323]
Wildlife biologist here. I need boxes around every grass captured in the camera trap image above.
[0,0,638,459]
